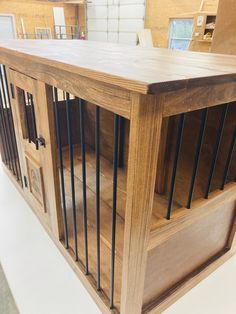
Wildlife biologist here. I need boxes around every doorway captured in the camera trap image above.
[0,15,16,39]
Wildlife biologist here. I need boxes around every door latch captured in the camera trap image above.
[23,175,28,188]
[35,136,45,150]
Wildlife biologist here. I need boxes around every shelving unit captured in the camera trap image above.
[190,11,217,52]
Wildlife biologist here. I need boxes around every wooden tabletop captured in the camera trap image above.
[1,40,236,94]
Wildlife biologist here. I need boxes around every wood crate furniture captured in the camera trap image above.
[0,40,235,314]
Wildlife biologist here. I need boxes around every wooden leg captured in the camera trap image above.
[120,93,164,314]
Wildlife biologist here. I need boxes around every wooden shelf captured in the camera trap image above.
[196,39,213,43]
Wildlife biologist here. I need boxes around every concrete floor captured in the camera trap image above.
[0,161,236,314]
[0,263,19,314]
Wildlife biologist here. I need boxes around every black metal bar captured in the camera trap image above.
[110,114,120,309]
[79,98,89,275]
[205,104,228,199]
[0,99,9,165]
[2,72,17,176]
[95,105,101,290]
[2,65,21,182]
[0,79,13,171]
[186,108,208,209]
[66,92,78,261]
[26,92,33,145]
[0,65,16,173]
[26,93,32,143]
[0,68,10,166]
[220,125,236,190]
[166,113,185,220]
[54,87,69,249]
[118,117,125,168]
[29,94,38,146]
[23,92,31,143]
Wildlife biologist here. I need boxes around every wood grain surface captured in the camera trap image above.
[1,40,236,94]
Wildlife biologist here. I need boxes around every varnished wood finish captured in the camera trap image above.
[144,199,235,308]
[0,50,131,119]
[163,81,236,117]
[1,40,236,94]
[0,40,236,314]
[9,69,63,237]
[120,94,164,314]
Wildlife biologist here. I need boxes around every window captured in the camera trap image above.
[35,27,52,39]
[87,0,146,45]
[168,19,193,50]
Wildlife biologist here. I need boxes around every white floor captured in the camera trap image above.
[0,162,235,314]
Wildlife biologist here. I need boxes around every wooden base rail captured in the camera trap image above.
[0,40,236,314]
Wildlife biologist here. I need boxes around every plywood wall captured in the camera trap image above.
[211,0,236,54]
[145,0,219,48]
[0,0,77,38]
[202,0,219,11]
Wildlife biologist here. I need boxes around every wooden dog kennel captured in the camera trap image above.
[0,40,235,314]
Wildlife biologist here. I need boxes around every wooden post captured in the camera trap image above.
[120,93,163,314]
[36,82,63,239]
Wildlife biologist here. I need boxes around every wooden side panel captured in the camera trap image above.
[143,199,235,308]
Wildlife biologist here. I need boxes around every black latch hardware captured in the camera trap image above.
[23,176,28,188]
[35,136,46,150]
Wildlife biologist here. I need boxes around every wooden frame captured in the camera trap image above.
[0,41,235,314]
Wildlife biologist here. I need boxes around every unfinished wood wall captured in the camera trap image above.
[202,0,219,11]
[211,0,236,54]
[145,0,218,48]
[0,0,77,38]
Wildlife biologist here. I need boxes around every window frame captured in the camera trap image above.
[168,17,194,50]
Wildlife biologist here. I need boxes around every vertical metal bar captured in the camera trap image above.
[166,113,185,220]
[0,98,9,165]
[23,92,31,143]
[54,87,69,249]
[95,105,101,290]
[26,93,32,142]
[79,98,89,275]
[66,92,78,261]
[0,67,10,165]
[186,108,208,208]
[2,65,21,182]
[205,104,228,198]
[0,65,17,175]
[29,94,38,146]
[220,125,236,190]
[118,117,125,168]
[71,26,73,39]
[110,114,120,309]
[0,79,13,171]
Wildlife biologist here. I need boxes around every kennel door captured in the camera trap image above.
[9,70,55,217]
